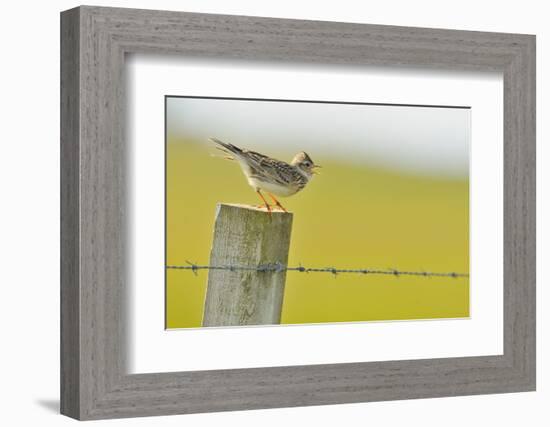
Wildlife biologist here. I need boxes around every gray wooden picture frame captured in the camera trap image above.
[60,5,536,420]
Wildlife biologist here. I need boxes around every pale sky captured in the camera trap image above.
[167,97,470,178]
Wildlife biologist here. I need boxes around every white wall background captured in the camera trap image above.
[0,0,546,426]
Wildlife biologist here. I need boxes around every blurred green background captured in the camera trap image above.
[166,134,469,329]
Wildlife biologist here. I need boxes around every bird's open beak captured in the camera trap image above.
[312,165,322,175]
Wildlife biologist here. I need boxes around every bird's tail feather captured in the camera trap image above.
[209,137,243,155]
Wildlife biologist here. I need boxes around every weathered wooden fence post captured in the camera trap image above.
[202,203,293,327]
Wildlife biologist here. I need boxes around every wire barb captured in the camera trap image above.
[185,260,199,276]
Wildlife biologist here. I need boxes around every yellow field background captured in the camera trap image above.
[166,138,469,329]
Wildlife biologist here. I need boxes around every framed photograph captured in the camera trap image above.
[61,6,535,420]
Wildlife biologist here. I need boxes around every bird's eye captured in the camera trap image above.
[303,161,311,167]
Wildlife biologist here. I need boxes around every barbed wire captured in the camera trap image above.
[166,261,468,279]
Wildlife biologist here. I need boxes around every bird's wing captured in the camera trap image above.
[244,151,294,186]
[209,139,296,187]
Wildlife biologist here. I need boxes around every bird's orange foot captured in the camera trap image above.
[267,193,288,213]
[252,204,272,218]
[273,203,287,213]
[255,190,272,217]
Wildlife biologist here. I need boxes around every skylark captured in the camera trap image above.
[210,137,320,214]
